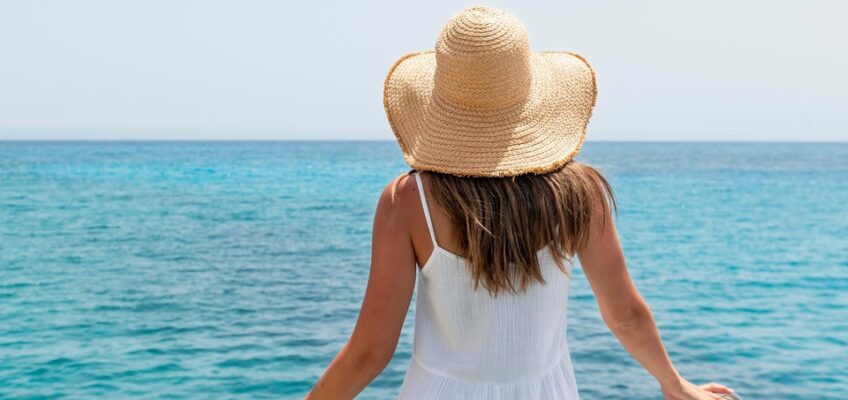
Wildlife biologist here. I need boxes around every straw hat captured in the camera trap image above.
[383,6,597,177]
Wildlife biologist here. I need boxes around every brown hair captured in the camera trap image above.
[412,162,615,297]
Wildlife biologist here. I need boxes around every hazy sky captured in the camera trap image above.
[1,1,845,141]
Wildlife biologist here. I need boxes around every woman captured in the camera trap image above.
[307,6,736,400]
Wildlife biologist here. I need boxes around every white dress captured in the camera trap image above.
[397,172,580,399]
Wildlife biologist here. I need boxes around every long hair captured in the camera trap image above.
[408,162,616,297]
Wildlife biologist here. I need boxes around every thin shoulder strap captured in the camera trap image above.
[413,172,438,247]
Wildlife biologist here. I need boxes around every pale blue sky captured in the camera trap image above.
[0,1,845,141]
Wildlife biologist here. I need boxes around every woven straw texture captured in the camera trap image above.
[383,6,597,177]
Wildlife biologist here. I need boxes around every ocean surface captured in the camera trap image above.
[1,141,846,400]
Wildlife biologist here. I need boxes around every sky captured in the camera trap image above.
[0,1,845,141]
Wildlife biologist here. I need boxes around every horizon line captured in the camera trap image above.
[1,139,847,144]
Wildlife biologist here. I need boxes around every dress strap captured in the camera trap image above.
[414,172,438,247]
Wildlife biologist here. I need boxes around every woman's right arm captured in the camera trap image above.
[576,199,735,400]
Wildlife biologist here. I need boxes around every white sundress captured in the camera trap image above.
[397,172,580,400]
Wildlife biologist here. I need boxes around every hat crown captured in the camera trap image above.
[434,6,532,110]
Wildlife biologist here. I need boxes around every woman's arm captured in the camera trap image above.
[577,198,734,399]
[305,176,418,400]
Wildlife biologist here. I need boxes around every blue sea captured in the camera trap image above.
[1,141,846,399]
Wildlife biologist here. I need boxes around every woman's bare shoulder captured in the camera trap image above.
[375,172,419,225]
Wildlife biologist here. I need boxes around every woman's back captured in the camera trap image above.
[398,172,580,399]
[306,6,736,400]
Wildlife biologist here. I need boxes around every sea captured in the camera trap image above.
[1,141,846,400]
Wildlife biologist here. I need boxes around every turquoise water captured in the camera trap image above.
[1,141,846,399]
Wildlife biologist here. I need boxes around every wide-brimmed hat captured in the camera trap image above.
[383,6,597,177]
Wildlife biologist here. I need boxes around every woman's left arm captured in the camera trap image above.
[306,177,418,400]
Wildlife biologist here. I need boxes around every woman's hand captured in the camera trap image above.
[661,378,736,399]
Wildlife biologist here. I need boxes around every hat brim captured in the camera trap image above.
[383,51,597,177]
